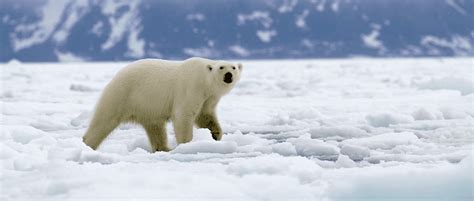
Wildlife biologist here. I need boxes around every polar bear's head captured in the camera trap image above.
[207,61,243,87]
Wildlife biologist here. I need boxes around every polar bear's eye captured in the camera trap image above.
[219,66,224,70]
[232,66,236,70]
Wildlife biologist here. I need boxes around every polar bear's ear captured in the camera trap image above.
[207,64,213,71]
[238,63,243,71]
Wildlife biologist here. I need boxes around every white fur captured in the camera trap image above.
[82,57,242,152]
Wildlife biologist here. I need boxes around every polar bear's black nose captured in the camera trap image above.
[224,72,233,84]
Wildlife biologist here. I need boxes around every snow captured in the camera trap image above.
[101,0,142,52]
[125,21,146,58]
[55,51,87,62]
[310,126,369,140]
[11,0,69,51]
[421,35,473,56]
[342,132,420,150]
[278,0,298,13]
[52,1,90,44]
[229,45,250,57]
[445,0,467,15]
[256,30,277,43]
[295,10,310,28]
[237,11,273,28]
[361,24,385,51]
[186,13,206,21]
[1,58,473,200]
[183,47,220,58]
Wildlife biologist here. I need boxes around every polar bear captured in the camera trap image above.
[82,57,242,152]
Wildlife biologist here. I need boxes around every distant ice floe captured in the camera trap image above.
[366,112,415,127]
[415,76,474,95]
[328,156,473,200]
[310,126,369,141]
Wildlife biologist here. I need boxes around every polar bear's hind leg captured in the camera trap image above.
[83,115,121,150]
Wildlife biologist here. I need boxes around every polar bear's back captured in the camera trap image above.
[97,58,213,123]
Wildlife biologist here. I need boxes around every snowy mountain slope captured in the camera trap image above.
[1,0,473,62]
[1,58,473,200]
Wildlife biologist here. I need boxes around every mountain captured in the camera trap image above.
[1,0,473,62]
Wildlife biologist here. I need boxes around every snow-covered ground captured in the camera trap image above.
[1,58,473,201]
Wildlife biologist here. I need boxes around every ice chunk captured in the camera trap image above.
[310,126,368,140]
[31,118,69,131]
[343,132,419,149]
[289,108,323,120]
[4,125,45,144]
[439,107,469,119]
[1,90,14,98]
[100,144,129,155]
[340,144,370,161]
[48,148,82,161]
[411,107,443,120]
[335,154,357,168]
[267,114,296,125]
[7,59,22,65]
[288,135,340,160]
[127,136,152,152]
[70,111,91,127]
[172,141,237,154]
[13,158,35,171]
[0,144,20,159]
[70,84,97,92]
[329,155,473,200]
[366,112,414,127]
[192,128,215,141]
[227,154,322,184]
[30,135,57,147]
[271,142,297,156]
[79,151,118,164]
[223,130,269,146]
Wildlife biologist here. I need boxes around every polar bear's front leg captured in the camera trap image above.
[143,122,170,152]
[195,97,222,140]
[172,111,194,144]
[195,113,222,141]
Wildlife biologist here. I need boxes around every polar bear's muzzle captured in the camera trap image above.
[224,72,233,84]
